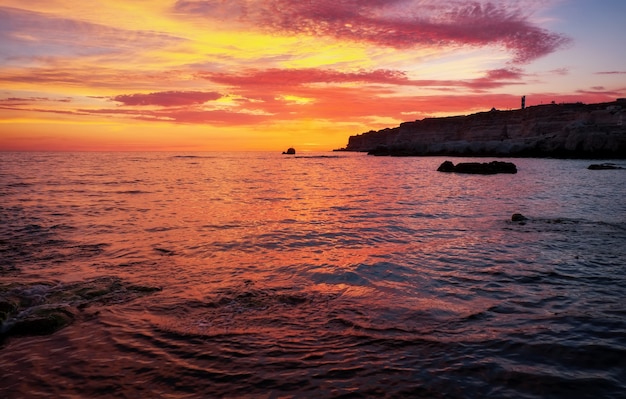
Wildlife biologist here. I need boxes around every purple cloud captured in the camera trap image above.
[112,91,223,106]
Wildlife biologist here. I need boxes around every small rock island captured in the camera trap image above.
[282,147,296,155]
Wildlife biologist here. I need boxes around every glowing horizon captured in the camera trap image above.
[1,0,625,151]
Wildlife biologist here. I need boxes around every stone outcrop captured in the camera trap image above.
[437,160,517,174]
[340,100,626,158]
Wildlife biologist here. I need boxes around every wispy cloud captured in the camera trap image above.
[112,91,223,107]
[197,68,409,87]
[199,66,525,93]
[0,6,185,62]
[595,71,626,75]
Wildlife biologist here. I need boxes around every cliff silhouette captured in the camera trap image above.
[340,100,626,158]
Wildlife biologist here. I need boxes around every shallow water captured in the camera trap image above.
[1,152,625,398]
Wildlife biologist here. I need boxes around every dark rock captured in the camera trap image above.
[437,160,517,174]
[282,148,296,155]
[0,297,20,323]
[511,213,528,222]
[436,160,456,172]
[588,163,623,170]
[8,306,75,337]
[128,285,163,293]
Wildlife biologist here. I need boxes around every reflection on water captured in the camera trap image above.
[1,152,625,398]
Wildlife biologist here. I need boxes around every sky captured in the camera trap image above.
[1,0,625,151]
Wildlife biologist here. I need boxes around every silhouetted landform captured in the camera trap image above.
[588,163,624,170]
[282,147,296,155]
[339,99,626,158]
[437,160,517,174]
[0,277,161,344]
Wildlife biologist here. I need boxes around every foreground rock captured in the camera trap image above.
[0,277,161,343]
[437,160,517,174]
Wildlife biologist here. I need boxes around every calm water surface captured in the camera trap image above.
[1,152,625,398]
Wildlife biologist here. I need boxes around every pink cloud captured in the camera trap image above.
[8,85,625,128]
[462,68,525,91]
[198,68,409,87]
[174,0,570,63]
[575,87,626,98]
[199,66,525,94]
[595,71,626,75]
[112,91,223,106]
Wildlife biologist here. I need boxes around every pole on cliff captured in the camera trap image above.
[521,95,526,110]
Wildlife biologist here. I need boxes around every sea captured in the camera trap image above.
[1,151,625,398]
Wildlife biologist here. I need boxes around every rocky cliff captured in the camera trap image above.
[341,100,626,158]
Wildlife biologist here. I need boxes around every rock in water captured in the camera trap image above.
[588,163,623,170]
[282,148,296,155]
[437,160,517,174]
[436,160,456,172]
[9,306,75,337]
[511,213,528,222]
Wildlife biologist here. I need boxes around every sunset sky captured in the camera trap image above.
[1,0,625,151]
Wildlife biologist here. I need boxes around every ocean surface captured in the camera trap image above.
[1,152,625,398]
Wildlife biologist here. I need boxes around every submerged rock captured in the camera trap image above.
[8,306,75,336]
[437,160,517,174]
[588,163,624,170]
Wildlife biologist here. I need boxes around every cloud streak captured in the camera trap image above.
[199,67,525,92]
[112,91,223,107]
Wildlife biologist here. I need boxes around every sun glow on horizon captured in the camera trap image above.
[1,1,625,151]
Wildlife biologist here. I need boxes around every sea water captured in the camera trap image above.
[1,152,625,398]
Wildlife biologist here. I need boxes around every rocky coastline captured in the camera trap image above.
[338,100,626,158]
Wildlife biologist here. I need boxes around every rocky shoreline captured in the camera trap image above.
[0,277,162,344]
[338,100,626,158]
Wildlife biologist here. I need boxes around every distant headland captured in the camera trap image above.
[336,99,626,158]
